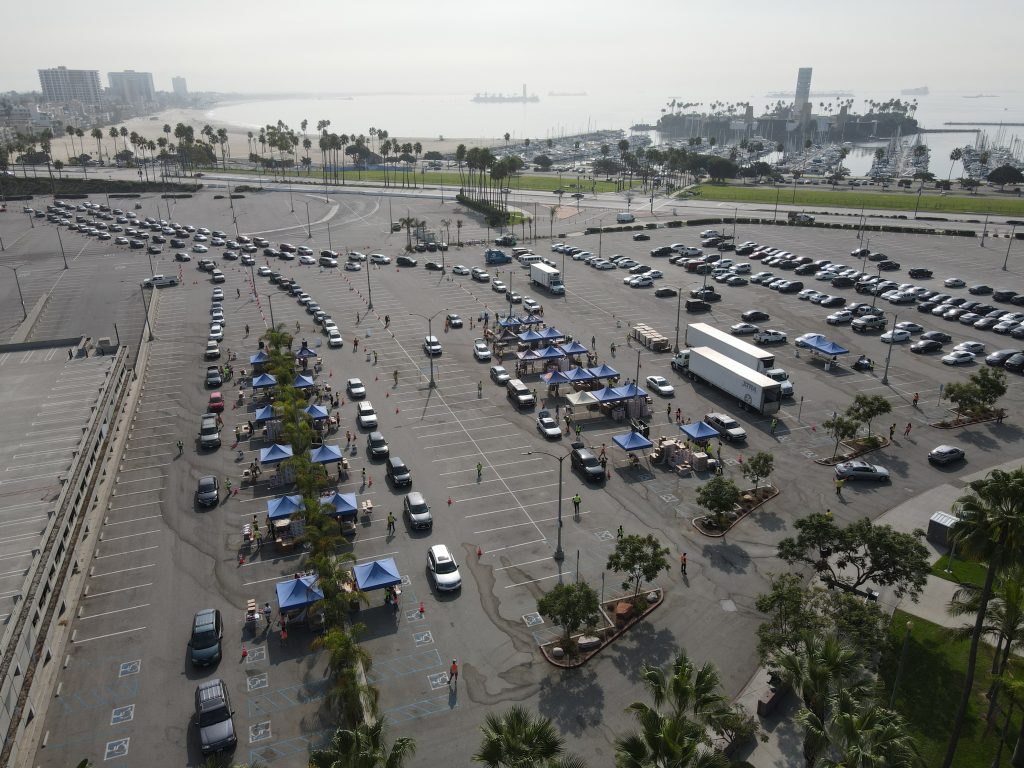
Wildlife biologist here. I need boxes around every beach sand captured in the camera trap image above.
[76,107,500,164]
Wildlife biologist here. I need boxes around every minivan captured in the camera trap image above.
[199,414,221,449]
[506,379,536,409]
[189,608,223,666]
[518,254,541,267]
[195,679,237,754]
[386,456,412,487]
[685,299,711,313]
[403,491,432,530]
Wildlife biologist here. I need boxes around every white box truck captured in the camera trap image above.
[687,347,782,415]
[684,323,775,373]
[531,263,565,295]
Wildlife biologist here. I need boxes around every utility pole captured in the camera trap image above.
[55,225,68,269]
[881,313,898,385]
[1004,224,1016,270]
[305,202,312,239]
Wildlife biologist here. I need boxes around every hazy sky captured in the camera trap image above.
[3,0,1020,96]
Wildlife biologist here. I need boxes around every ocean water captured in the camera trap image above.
[206,88,1024,176]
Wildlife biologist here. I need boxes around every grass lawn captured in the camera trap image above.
[880,610,1020,768]
[932,555,989,588]
[689,183,1024,217]
[208,167,641,195]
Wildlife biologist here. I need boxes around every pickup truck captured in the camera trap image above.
[753,329,787,345]
[143,274,178,288]
[852,315,887,333]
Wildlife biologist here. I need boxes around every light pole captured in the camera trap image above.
[305,202,312,239]
[264,293,276,330]
[410,309,444,387]
[366,259,374,310]
[1003,224,1016,270]
[139,286,154,341]
[673,286,683,352]
[25,210,35,229]
[881,312,898,385]
[55,224,68,269]
[0,264,28,320]
[523,449,569,562]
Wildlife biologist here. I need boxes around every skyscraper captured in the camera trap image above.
[794,67,813,113]
[172,76,188,96]
[108,70,155,105]
[38,66,102,105]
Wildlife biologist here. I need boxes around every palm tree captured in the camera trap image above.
[948,147,962,181]
[776,631,869,767]
[797,688,925,768]
[942,468,1024,768]
[473,706,585,768]
[310,719,416,768]
[90,128,103,164]
[456,218,464,246]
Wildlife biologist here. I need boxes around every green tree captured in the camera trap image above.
[846,393,891,437]
[536,582,599,645]
[695,476,740,528]
[822,414,857,459]
[942,468,1024,767]
[948,147,963,181]
[777,513,930,600]
[607,533,671,601]
[987,164,1024,188]
[741,451,774,490]
[943,380,982,420]
[310,719,416,768]
[970,366,1008,413]
[473,706,585,768]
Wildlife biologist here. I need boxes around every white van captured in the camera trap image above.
[511,247,533,257]
[616,212,635,223]
[518,253,542,267]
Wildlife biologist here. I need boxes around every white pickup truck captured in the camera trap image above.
[143,274,179,288]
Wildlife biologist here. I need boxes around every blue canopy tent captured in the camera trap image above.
[252,373,278,389]
[309,444,344,464]
[536,346,565,360]
[613,431,654,451]
[591,386,627,403]
[541,369,573,385]
[253,405,277,423]
[353,558,402,591]
[588,364,619,379]
[539,327,565,340]
[260,443,294,465]
[804,335,849,356]
[519,314,544,325]
[559,341,588,356]
[304,404,330,420]
[249,350,271,365]
[295,346,318,359]
[614,383,648,399]
[681,421,719,441]
[517,330,544,342]
[293,374,315,389]
[516,349,540,361]
[267,494,305,521]
[498,315,525,328]
[319,491,358,519]
[275,575,323,610]
[564,366,596,382]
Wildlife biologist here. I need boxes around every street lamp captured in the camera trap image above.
[139,286,154,341]
[881,313,898,385]
[409,309,445,387]
[673,286,683,352]
[366,258,374,310]
[305,202,312,239]
[263,293,276,330]
[1004,224,1016,270]
[54,225,69,269]
[0,264,28,320]
[523,449,569,562]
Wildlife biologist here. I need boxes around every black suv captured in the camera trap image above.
[195,679,237,754]
[397,255,417,267]
[367,431,390,459]
[189,608,223,666]
[571,446,604,482]
[908,268,933,279]
[650,246,674,257]
[386,456,411,487]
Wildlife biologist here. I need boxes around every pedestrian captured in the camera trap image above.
[373,350,378,365]
[600,455,608,471]
[912,392,919,407]
[835,477,844,496]
[177,439,184,455]
[68,349,74,360]
[617,525,624,539]
[247,419,253,434]
[361,466,366,481]
[572,493,581,515]
[667,403,672,420]
[356,311,360,324]
[476,462,483,479]
[449,659,458,686]
[680,553,687,575]
[675,408,681,424]
[254,528,263,550]
[234,425,241,442]
[393,369,399,385]
[225,478,232,496]
[245,324,250,337]
[599,443,607,459]
[387,512,396,535]
[385,314,390,327]
[253,513,259,528]
[904,422,912,437]
[263,602,272,624]
[770,417,778,435]
[575,423,582,438]
[997,409,1005,425]
[236,287,241,298]
[716,445,722,461]
[889,424,896,440]
[345,430,351,445]
[591,335,596,349]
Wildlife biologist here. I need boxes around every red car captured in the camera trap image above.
[208,391,225,412]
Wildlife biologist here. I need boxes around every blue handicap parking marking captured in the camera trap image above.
[104,737,130,760]
[109,704,135,725]
[365,649,443,684]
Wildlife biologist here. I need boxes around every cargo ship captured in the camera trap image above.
[472,84,539,103]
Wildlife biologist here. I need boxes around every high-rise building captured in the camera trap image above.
[108,70,155,105]
[172,76,188,96]
[38,66,102,105]
[794,67,813,113]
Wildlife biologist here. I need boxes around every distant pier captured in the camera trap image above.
[944,122,1024,127]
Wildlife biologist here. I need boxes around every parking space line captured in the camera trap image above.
[95,546,159,559]
[73,627,147,643]
[494,556,552,572]
[439,457,542,476]
[115,475,167,484]
[465,498,570,519]
[114,488,165,497]
[448,469,554,489]
[91,564,156,577]
[432,445,530,460]
[79,604,151,620]
[484,537,548,554]
[454,482,558,502]
[505,572,568,588]
[86,583,153,599]
[109,500,162,512]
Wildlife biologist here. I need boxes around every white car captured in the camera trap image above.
[944,278,966,288]
[645,375,674,396]
[211,237,226,247]
[427,544,462,592]
[323,320,338,335]
[192,243,208,253]
[347,251,367,261]
[731,263,751,274]
[346,378,366,398]
[880,330,911,344]
[257,266,272,276]
[369,253,391,265]
[954,341,986,355]
[895,321,924,333]
[827,310,853,325]
[328,329,343,347]
[296,245,313,256]
[942,351,976,366]
[452,264,470,275]
[535,410,562,438]
[299,254,316,265]
[730,322,759,336]
[345,261,362,271]
[489,365,510,384]
[473,339,492,361]
[647,270,664,280]
[798,289,822,301]
[594,260,616,270]
[204,341,221,359]
[212,288,224,301]
[629,275,654,288]
[356,401,378,428]
[522,298,541,314]
[208,324,224,341]
[491,280,506,293]
[754,329,787,345]
[423,336,443,355]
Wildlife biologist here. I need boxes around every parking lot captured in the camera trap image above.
[7,188,1021,767]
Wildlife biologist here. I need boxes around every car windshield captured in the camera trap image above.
[435,560,458,574]
[193,629,218,648]
[198,707,230,727]
[199,478,216,492]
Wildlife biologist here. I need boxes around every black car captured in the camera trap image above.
[908,268,933,279]
[735,245,756,255]
[986,349,1021,366]
[424,261,443,271]
[396,255,417,267]
[650,246,674,257]
[1004,353,1024,372]
[196,475,219,506]
[921,331,952,343]
[910,339,943,354]
[632,233,651,241]
[571,446,605,482]
[831,276,855,288]
[741,310,770,322]
[820,296,846,308]
[795,264,818,276]
[993,289,1018,302]
[969,284,993,295]
[877,260,901,271]
[366,431,390,459]
[654,287,678,298]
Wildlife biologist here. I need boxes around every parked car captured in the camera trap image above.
[928,445,965,466]
[704,412,747,442]
[834,461,890,481]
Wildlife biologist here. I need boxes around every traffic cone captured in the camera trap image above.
[448,496,453,506]
[419,601,424,614]
[368,476,373,487]
[476,545,482,558]
[238,553,245,565]
[386,391,389,397]
[738,454,744,464]
[395,407,399,413]
[241,645,248,659]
